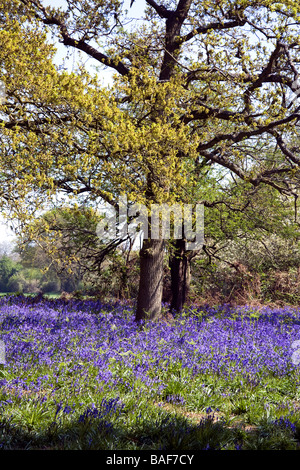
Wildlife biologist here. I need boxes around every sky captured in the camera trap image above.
[0,221,15,245]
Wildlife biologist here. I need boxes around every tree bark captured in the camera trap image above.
[170,238,190,312]
[135,238,165,321]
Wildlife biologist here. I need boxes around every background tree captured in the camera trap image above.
[0,255,22,292]
[1,0,300,320]
[18,205,138,297]
[190,177,300,305]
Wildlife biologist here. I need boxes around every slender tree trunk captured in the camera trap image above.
[135,238,165,321]
[170,238,191,312]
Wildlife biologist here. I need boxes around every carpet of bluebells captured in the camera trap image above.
[1,295,300,449]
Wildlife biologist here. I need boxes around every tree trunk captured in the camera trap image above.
[170,238,191,313]
[135,238,165,321]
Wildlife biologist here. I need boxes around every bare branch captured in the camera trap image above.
[198,112,300,151]
[20,0,130,76]
[270,131,300,165]
[244,41,285,110]
[181,18,246,44]
[145,0,172,19]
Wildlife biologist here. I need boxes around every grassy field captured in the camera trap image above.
[1,294,300,450]
[0,292,61,298]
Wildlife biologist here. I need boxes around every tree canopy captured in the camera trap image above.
[1,0,300,319]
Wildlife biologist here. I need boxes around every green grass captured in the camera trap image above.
[1,363,300,450]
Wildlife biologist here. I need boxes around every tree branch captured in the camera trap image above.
[270,131,300,166]
[181,104,262,124]
[197,111,300,151]
[181,18,247,44]
[145,0,172,18]
[244,41,285,110]
[20,0,130,76]
[61,34,130,76]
